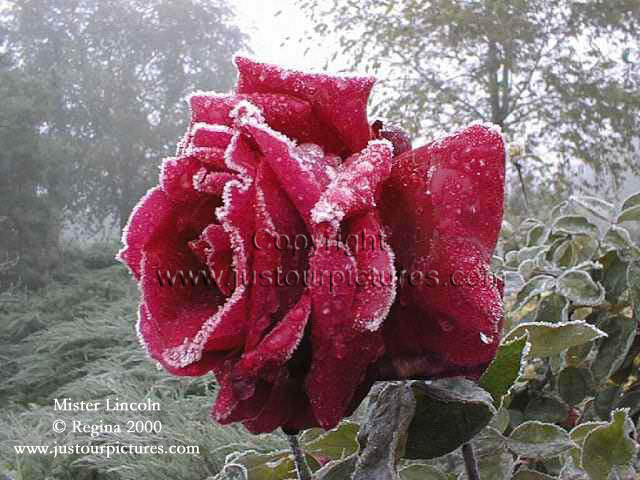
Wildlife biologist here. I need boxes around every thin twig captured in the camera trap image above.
[462,442,480,480]
[514,159,530,214]
[287,434,312,480]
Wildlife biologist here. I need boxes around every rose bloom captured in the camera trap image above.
[118,57,505,434]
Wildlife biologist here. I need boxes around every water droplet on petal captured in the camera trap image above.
[439,318,454,332]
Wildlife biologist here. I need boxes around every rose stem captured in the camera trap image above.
[286,433,312,480]
[462,442,480,480]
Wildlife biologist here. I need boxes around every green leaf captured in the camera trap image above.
[524,395,570,423]
[314,456,357,480]
[506,250,520,267]
[515,275,555,310]
[218,451,296,480]
[556,270,605,305]
[353,383,416,479]
[552,239,576,267]
[405,378,496,460]
[592,315,637,383]
[301,421,359,460]
[582,409,638,480]
[571,195,615,221]
[565,341,593,366]
[594,386,622,420]
[603,225,635,250]
[507,421,575,458]
[512,469,557,479]
[476,449,514,479]
[553,215,599,236]
[616,205,640,223]
[505,321,606,357]
[518,245,549,263]
[518,258,537,278]
[489,407,511,433]
[479,334,527,404]
[616,389,640,417]
[572,236,600,265]
[628,261,640,320]
[399,464,449,480]
[599,251,629,302]
[559,457,590,479]
[535,293,569,323]
[558,367,593,406]
[621,191,640,211]
[570,421,607,466]
[527,224,547,247]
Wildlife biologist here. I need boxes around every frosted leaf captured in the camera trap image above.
[557,269,605,305]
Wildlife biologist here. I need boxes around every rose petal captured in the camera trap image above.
[235,56,375,154]
[200,224,233,296]
[137,303,228,376]
[117,186,174,280]
[380,124,505,371]
[160,156,204,203]
[382,124,505,262]
[240,118,323,224]
[144,136,261,373]
[311,139,393,228]
[305,241,384,429]
[241,372,298,434]
[136,191,244,374]
[194,170,236,195]
[191,123,234,148]
[345,212,396,332]
[235,291,311,386]
[191,92,344,154]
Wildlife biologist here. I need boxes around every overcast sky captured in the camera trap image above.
[233,0,344,71]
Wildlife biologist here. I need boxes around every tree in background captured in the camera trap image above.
[0,52,66,288]
[3,0,247,231]
[301,0,640,205]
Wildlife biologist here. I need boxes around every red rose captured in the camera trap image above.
[118,57,505,434]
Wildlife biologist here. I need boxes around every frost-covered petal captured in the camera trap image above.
[345,212,396,332]
[189,146,228,170]
[200,224,233,297]
[193,170,236,195]
[250,161,312,353]
[191,123,233,148]
[240,119,323,224]
[379,124,506,372]
[305,241,384,429]
[383,238,504,370]
[311,139,393,227]
[117,186,174,280]
[191,92,344,154]
[137,303,227,376]
[382,124,505,262]
[137,193,247,373]
[232,291,311,400]
[160,156,205,203]
[235,56,375,154]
